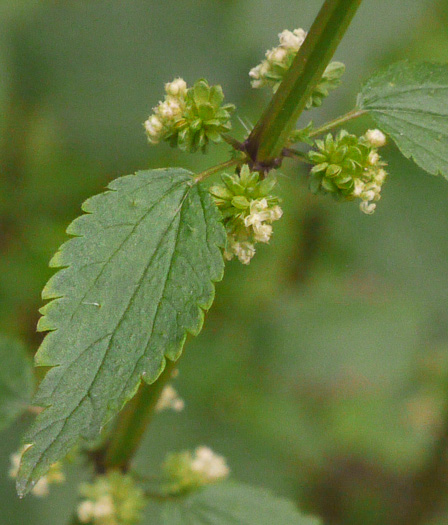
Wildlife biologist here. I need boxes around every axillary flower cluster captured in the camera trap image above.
[77,472,146,525]
[249,28,345,108]
[308,128,387,214]
[209,165,283,264]
[162,446,230,495]
[144,78,234,152]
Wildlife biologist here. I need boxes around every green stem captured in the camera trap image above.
[194,158,241,183]
[309,108,366,138]
[97,360,178,471]
[245,0,363,166]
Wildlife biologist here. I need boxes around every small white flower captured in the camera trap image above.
[365,129,386,148]
[251,79,265,89]
[244,213,263,228]
[156,385,185,413]
[353,179,365,197]
[361,189,376,202]
[244,206,270,228]
[266,47,288,63]
[77,500,95,523]
[172,399,185,411]
[375,168,387,184]
[8,451,21,479]
[360,201,376,215]
[249,64,262,79]
[368,151,380,166]
[144,116,164,144]
[255,198,269,210]
[293,28,307,43]
[278,29,303,50]
[268,205,283,221]
[191,447,230,482]
[93,495,115,518]
[259,61,270,77]
[157,97,183,120]
[31,477,50,498]
[165,78,187,98]
[145,115,163,132]
[253,223,273,243]
[233,242,256,265]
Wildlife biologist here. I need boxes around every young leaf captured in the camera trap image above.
[17,168,225,497]
[158,482,321,525]
[0,335,34,432]
[358,61,448,177]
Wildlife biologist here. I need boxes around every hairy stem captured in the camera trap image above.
[245,0,363,166]
[309,108,366,138]
[95,360,178,472]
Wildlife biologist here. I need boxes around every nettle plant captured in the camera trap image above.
[3,0,448,523]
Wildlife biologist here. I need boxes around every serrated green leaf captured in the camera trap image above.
[17,168,225,496]
[0,335,34,432]
[158,482,321,525]
[358,61,448,177]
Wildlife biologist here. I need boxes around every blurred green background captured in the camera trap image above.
[2,1,448,524]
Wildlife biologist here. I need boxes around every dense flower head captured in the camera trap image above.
[249,28,345,108]
[308,129,388,214]
[162,446,230,494]
[9,445,65,497]
[144,78,235,153]
[77,471,146,525]
[209,165,283,264]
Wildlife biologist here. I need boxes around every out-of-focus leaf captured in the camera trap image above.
[158,482,321,525]
[0,335,34,432]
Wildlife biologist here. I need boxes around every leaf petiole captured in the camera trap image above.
[308,108,366,138]
[194,158,241,183]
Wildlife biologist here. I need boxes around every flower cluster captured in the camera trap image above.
[77,472,146,525]
[155,384,184,413]
[308,129,387,214]
[209,165,283,264]
[249,28,345,108]
[162,446,230,495]
[9,445,65,497]
[144,78,235,152]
